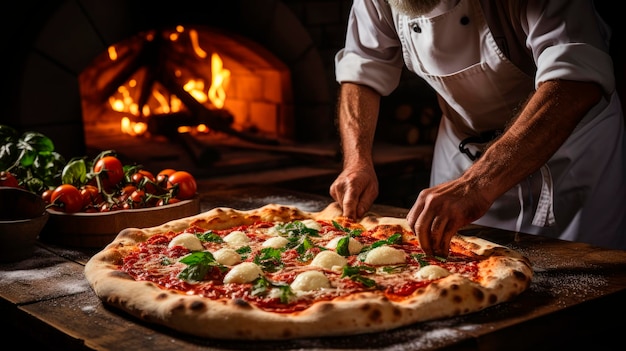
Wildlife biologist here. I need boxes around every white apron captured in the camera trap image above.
[396,0,626,248]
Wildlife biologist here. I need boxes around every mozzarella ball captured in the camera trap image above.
[301,219,322,231]
[326,236,363,255]
[262,236,289,248]
[415,265,451,280]
[213,248,241,266]
[310,250,348,270]
[223,262,262,284]
[364,246,406,265]
[290,271,330,291]
[168,233,204,251]
[223,230,250,247]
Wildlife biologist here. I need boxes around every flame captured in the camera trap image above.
[208,53,230,109]
[120,117,148,136]
[108,46,118,61]
[189,29,207,59]
[112,27,229,137]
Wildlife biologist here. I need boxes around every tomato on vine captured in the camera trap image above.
[94,155,124,190]
[129,189,146,204]
[50,184,84,213]
[80,185,101,208]
[131,169,157,194]
[157,197,180,206]
[41,189,54,204]
[166,171,197,200]
[156,168,176,187]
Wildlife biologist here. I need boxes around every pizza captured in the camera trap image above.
[84,203,533,340]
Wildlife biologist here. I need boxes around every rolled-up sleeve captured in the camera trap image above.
[525,0,615,94]
[335,0,405,96]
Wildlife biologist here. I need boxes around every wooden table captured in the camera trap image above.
[1,186,626,350]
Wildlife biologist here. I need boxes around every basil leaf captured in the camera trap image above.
[197,231,223,243]
[178,251,224,282]
[253,247,284,272]
[236,246,251,260]
[61,158,87,186]
[274,221,319,238]
[336,235,351,256]
[341,265,377,288]
[332,220,363,237]
[251,276,272,296]
[21,132,55,154]
[251,276,294,304]
[411,253,430,267]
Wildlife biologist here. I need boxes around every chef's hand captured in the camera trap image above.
[407,179,491,257]
[330,164,378,220]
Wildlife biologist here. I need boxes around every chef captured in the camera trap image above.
[330,0,626,255]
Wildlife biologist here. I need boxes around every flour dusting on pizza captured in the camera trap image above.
[84,203,533,340]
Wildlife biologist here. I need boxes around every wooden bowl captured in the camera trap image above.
[40,198,200,249]
[0,186,49,262]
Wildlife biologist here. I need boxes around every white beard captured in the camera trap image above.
[386,0,443,17]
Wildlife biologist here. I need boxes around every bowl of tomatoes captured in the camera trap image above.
[0,186,49,261]
[38,152,201,248]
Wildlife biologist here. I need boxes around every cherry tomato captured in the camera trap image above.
[157,197,180,206]
[130,189,145,203]
[41,189,54,204]
[119,184,137,202]
[156,168,177,187]
[0,171,19,188]
[131,170,156,194]
[166,171,197,200]
[80,185,101,207]
[93,156,124,189]
[50,184,84,213]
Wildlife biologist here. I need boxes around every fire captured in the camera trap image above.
[109,26,231,137]
[208,53,230,109]
[120,117,148,136]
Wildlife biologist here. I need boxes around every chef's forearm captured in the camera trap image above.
[461,79,603,202]
[338,83,381,168]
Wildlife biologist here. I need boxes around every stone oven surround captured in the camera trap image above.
[2,0,348,160]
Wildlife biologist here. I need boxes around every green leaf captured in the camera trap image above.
[236,246,251,260]
[251,276,294,304]
[332,220,362,237]
[19,148,36,167]
[274,221,320,238]
[341,265,376,288]
[411,253,430,267]
[21,132,55,154]
[197,231,224,243]
[253,247,284,272]
[61,158,87,186]
[336,235,351,256]
[178,251,225,282]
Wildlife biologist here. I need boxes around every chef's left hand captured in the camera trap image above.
[406,179,491,257]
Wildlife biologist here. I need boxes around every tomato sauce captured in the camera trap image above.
[118,219,483,314]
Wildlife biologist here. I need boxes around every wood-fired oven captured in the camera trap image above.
[1,0,340,172]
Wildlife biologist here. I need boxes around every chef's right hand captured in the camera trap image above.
[330,164,378,220]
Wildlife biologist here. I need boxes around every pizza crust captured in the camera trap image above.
[84,203,533,340]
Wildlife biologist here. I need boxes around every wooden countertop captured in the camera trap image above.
[1,186,625,350]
